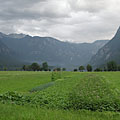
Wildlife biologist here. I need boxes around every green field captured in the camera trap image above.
[0,71,120,120]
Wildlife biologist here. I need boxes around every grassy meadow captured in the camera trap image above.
[0,71,120,119]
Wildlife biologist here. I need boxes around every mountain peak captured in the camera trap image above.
[113,26,120,39]
[89,26,120,67]
[0,32,7,38]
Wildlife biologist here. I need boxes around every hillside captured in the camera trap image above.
[89,27,120,67]
[0,40,14,66]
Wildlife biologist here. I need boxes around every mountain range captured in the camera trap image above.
[90,27,120,67]
[0,32,108,69]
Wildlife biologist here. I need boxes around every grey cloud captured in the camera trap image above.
[0,0,70,20]
[68,0,108,13]
[0,0,120,43]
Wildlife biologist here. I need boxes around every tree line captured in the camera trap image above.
[23,62,49,71]
[74,61,120,72]
[1,60,120,72]
[22,62,66,71]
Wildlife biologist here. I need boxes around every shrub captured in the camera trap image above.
[94,68,102,72]
[73,69,78,72]
[0,91,31,105]
[86,64,92,72]
[51,72,62,81]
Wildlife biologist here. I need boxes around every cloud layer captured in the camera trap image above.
[0,0,120,42]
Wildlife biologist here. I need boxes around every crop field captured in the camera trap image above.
[0,71,120,120]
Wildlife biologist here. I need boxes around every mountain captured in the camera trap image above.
[89,27,120,67]
[0,32,108,69]
[0,40,11,55]
[8,33,26,39]
[0,35,24,68]
[0,39,17,66]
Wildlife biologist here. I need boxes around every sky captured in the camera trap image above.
[0,0,120,43]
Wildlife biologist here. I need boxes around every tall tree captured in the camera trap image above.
[62,68,66,71]
[104,67,107,71]
[107,61,117,71]
[117,65,120,71]
[23,65,27,71]
[42,62,48,71]
[86,64,92,72]
[31,63,40,71]
[79,66,85,72]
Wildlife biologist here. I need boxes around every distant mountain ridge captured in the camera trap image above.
[0,32,109,69]
[89,27,120,67]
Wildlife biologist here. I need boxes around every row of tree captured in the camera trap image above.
[74,64,92,72]
[74,61,120,72]
[95,61,120,71]
[23,62,49,71]
[22,62,67,71]
[53,68,66,71]
[104,61,120,71]
[2,60,119,72]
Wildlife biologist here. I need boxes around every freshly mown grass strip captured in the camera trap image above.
[29,82,55,92]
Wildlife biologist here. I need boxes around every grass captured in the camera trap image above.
[0,103,120,120]
[0,71,51,93]
[96,72,120,90]
[0,71,120,119]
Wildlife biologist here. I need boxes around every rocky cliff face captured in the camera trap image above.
[89,27,120,67]
[0,40,11,55]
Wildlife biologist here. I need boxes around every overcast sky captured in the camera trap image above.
[0,0,120,43]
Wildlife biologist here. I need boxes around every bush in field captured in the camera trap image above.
[94,68,102,72]
[69,74,120,111]
[51,72,62,81]
[0,91,31,105]
[73,69,78,72]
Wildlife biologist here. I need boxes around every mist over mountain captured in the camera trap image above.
[0,32,108,69]
[8,33,26,39]
[89,27,120,67]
